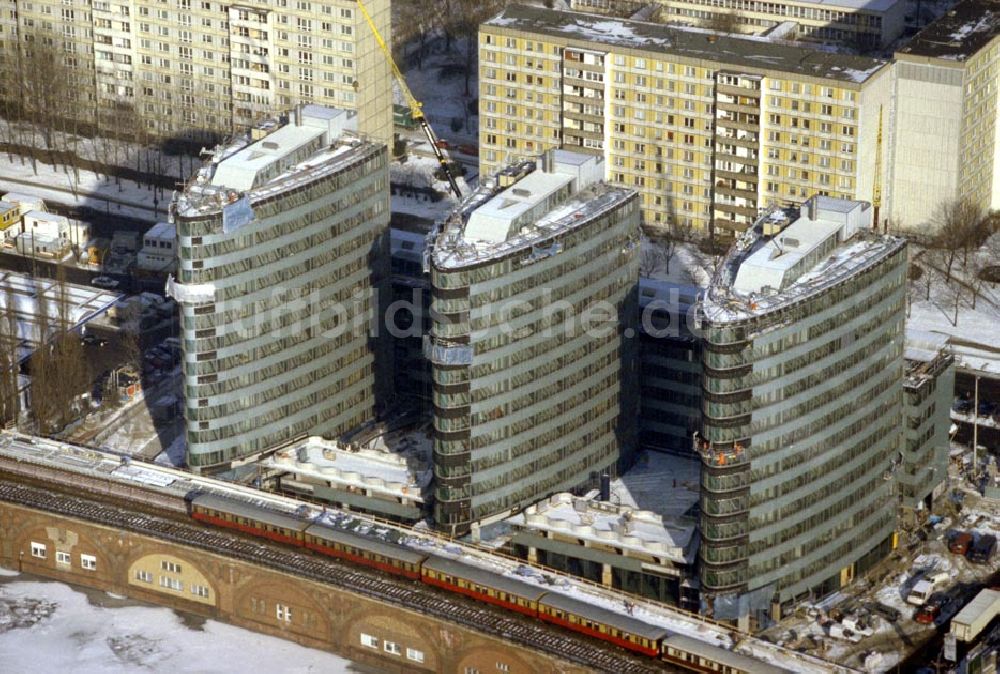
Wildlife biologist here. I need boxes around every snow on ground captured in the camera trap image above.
[0,152,166,223]
[907,248,1000,372]
[642,239,717,288]
[0,579,360,673]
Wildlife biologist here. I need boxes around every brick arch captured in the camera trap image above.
[12,517,118,581]
[233,576,333,639]
[344,609,441,670]
[454,644,539,674]
[126,552,218,607]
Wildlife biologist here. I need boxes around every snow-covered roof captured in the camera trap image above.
[23,210,67,226]
[143,221,175,242]
[1,192,45,212]
[211,124,327,192]
[431,151,630,270]
[485,4,888,84]
[703,197,904,323]
[510,451,700,565]
[900,0,1000,62]
[174,106,370,219]
[262,435,431,502]
[0,270,120,358]
[464,171,574,243]
[732,197,868,293]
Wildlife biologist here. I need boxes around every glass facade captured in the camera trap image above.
[430,183,641,535]
[173,136,389,471]
[700,231,907,611]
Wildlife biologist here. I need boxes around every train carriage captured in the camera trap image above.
[420,555,548,618]
[188,493,308,547]
[536,591,669,657]
[661,634,792,674]
[303,524,427,580]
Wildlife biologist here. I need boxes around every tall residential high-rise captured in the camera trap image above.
[0,0,393,144]
[698,196,906,620]
[427,150,640,535]
[889,0,1000,228]
[479,5,890,240]
[168,105,389,472]
[478,3,1000,237]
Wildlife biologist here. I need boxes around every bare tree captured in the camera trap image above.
[706,10,741,34]
[639,239,667,277]
[930,199,983,283]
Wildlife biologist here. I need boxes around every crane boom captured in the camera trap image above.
[355,0,463,199]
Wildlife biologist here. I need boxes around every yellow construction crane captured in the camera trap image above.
[355,0,463,199]
[873,105,883,232]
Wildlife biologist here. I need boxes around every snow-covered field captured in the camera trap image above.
[0,575,362,673]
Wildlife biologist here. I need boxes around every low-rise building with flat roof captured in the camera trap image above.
[262,433,432,523]
[508,451,701,609]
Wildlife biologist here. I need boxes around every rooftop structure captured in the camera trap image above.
[702,198,902,322]
[262,434,431,523]
[572,0,907,48]
[431,149,608,269]
[698,195,907,622]
[428,151,641,535]
[169,105,390,472]
[900,0,1000,61]
[485,5,886,84]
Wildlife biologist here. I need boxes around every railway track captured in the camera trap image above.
[0,479,663,673]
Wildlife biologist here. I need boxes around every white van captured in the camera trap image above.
[906,572,950,606]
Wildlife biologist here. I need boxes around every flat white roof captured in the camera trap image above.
[464,171,572,243]
[733,217,842,293]
[0,271,120,358]
[510,451,700,564]
[211,124,326,192]
[263,435,431,503]
[1,192,45,208]
[23,209,67,225]
[144,221,175,241]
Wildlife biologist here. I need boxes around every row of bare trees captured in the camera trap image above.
[393,0,507,95]
[911,198,999,325]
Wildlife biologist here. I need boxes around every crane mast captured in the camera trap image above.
[355,0,463,199]
[873,105,883,232]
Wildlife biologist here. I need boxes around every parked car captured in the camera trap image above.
[914,593,947,624]
[871,602,900,623]
[978,401,998,417]
[950,531,974,555]
[969,534,997,564]
[91,276,119,290]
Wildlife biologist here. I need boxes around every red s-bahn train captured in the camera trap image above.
[187,493,787,673]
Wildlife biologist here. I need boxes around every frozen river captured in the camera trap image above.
[0,571,379,673]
